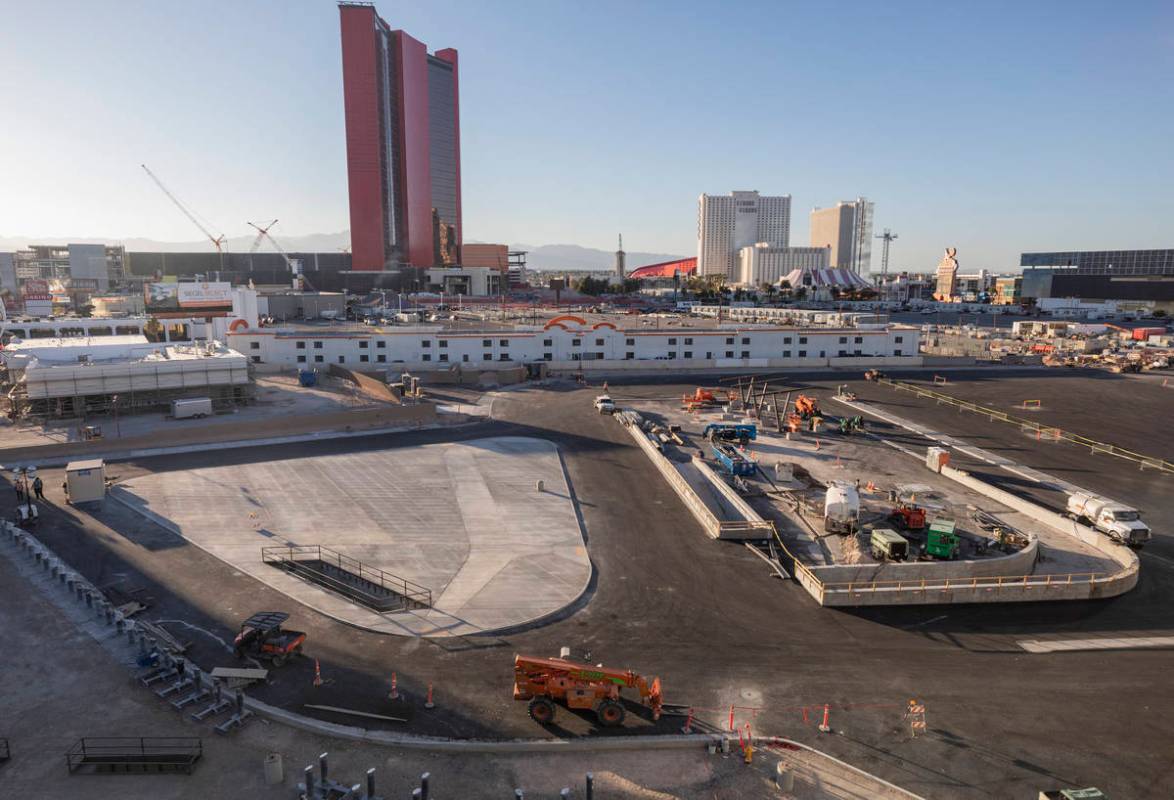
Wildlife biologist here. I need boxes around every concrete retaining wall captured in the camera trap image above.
[806,535,1039,586]
[620,420,723,539]
[692,457,765,523]
[0,404,437,467]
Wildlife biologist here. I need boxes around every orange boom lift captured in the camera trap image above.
[513,654,663,727]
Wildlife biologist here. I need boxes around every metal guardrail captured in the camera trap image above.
[66,737,202,774]
[262,545,432,610]
[822,571,1107,595]
[876,377,1174,474]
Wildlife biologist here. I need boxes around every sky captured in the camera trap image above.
[2,0,1172,271]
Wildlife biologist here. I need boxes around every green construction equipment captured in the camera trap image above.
[925,519,960,560]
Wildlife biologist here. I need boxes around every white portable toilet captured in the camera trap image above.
[926,447,951,473]
[65,459,106,504]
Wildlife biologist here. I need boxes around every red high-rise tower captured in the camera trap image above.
[339,2,462,270]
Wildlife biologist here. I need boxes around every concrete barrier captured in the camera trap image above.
[620,420,723,539]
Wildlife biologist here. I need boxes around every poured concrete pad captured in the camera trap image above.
[114,437,590,636]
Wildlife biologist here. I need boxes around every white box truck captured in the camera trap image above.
[1066,492,1151,547]
[171,397,213,420]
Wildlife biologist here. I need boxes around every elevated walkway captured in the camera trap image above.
[262,545,432,612]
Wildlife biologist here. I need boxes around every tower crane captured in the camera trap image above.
[140,164,227,272]
[247,220,309,290]
[875,228,898,278]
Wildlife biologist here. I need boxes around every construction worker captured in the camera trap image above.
[14,479,24,502]
[32,476,44,500]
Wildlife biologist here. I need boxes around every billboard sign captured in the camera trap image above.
[22,278,52,300]
[145,282,233,316]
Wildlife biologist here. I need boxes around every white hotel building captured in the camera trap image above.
[697,191,791,280]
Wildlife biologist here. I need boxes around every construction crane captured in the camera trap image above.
[141,164,227,272]
[248,220,307,290]
[875,228,898,277]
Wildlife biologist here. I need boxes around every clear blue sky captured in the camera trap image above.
[2,0,1172,270]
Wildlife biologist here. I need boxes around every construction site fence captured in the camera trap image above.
[875,377,1174,475]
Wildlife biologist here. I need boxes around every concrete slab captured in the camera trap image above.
[114,436,590,637]
[1018,636,1174,653]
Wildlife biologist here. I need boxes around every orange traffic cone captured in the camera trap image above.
[389,672,400,700]
[313,659,323,688]
[425,683,435,709]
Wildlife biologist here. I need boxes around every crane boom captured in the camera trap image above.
[141,164,227,263]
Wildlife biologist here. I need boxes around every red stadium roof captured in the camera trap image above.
[628,257,697,279]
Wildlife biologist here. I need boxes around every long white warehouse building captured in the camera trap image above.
[227,315,922,371]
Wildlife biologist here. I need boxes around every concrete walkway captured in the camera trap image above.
[114,436,590,637]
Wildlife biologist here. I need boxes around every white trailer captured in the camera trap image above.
[171,397,213,419]
[1066,492,1151,547]
[65,459,106,504]
[824,481,860,535]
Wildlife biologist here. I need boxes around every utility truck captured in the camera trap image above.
[1066,492,1151,547]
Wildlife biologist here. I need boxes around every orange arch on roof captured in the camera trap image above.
[544,315,586,330]
[228,319,250,332]
[591,322,617,330]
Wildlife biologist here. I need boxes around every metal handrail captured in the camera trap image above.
[67,737,202,772]
[822,571,1106,593]
[261,545,432,607]
[875,377,1174,473]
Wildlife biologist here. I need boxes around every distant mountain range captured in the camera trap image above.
[0,233,686,272]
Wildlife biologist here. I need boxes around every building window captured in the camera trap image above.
[251,355,261,363]
[595,338,605,346]
[798,350,806,358]
[854,337,863,344]
[314,355,324,363]
[626,338,635,346]
[741,351,749,358]
[314,341,323,349]
[543,338,553,347]
[360,354,369,363]
[296,341,306,349]
[684,351,692,359]
[783,350,791,358]
[684,337,693,345]
[854,349,862,356]
[539,353,550,361]
[799,337,808,344]
[439,340,448,348]
[359,340,368,349]
[626,352,634,360]
[484,339,493,347]
[725,350,734,358]
[839,337,847,344]
[462,354,469,362]
[377,354,386,363]
[726,337,734,345]
[439,354,448,362]
[895,336,904,343]
[249,342,260,350]
[596,352,604,359]
[499,339,508,347]
[572,339,581,347]
[741,337,750,345]
[499,354,509,361]
[668,337,677,345]
[669,352,677,359]
[338,356,345,363]
[838,350,848,357]
[422,354,431,362]
[376,340,386,348]
[297,355,307,363]
[894,349,903,356]
[483,353,493,361]
[783,337,792,344]
[422,340,431,348]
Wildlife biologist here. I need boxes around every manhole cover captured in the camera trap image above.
[740,688,762,702]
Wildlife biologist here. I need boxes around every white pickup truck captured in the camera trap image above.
[593,395,616,415]
[1066,492,1151,547]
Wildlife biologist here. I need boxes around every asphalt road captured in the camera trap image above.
[7,368,1174,799]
